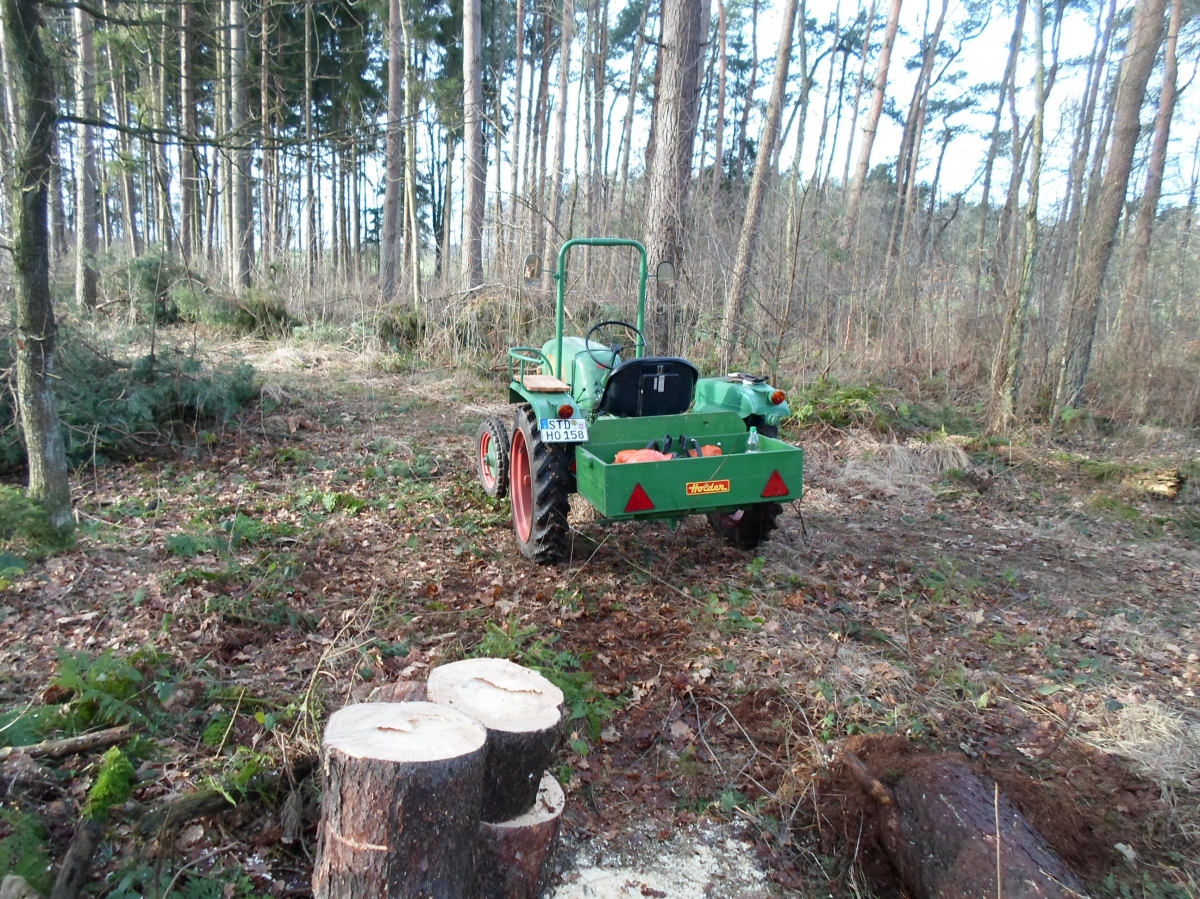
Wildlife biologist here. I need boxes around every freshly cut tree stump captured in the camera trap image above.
[477,773,565,899]
[427,658,564,822]
[845,752,1092,899]
[312,702,488,899]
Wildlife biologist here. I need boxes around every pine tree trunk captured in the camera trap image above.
[73,4,99,308]
[1116,0,1181,348]
[643,0,707,351]
[1055,0,1167,413]
[4,0,71,530]
[616,0,647,217]
[304,0,316,285]
[987,0,1041,435]
[153,18,175,252]
[179,0,197,262]
[381,0,403,297]
[402,15,420,306]
[463,0,486,287]
[230,0,251,287]
[506,0,525,262]
[549,0,573,241]
[839,0,877,202]
[719,0,799,369]
[100,0,142,257]
[844,0,902,247]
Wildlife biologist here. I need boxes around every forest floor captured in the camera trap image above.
[2,341,1199,898]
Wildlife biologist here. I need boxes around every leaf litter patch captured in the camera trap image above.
[2,370,1199,897]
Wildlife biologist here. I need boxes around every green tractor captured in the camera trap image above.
[475,238,803,564]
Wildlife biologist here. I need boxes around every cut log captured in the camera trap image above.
[844,752,1091,899]
[477,773,564,899]
[1122,468,1184,499]
[312,702,488,899]
[427,658,564,822]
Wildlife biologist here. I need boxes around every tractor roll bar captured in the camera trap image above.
[553,238,648,379]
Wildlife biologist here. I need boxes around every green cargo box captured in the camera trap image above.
[574,411,804,521]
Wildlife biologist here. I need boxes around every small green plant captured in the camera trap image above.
[0,810,53,893]
[50,647,173,733]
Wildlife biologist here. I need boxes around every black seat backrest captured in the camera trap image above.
[596,356,699,417]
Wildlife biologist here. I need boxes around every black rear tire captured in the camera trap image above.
[707,503,782,550]
[707,419,782,550]
[510,405,571,564]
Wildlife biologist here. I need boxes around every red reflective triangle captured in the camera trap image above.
[624,483,655,512]
[761,470,789,498]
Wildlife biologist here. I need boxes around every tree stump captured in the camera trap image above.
[477,773,565,899]
[845,753,1092,899]
[312,702,488,899]
[427,658,564,822]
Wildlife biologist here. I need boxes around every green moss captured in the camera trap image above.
[82,747,136,821]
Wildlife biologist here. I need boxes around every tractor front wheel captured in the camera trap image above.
[476,417,510,498]
[510,405,571,564]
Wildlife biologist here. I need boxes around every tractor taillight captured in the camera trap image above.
[624,483,655,513]
[761,470,789,498]
[557,403,575,418]
[770,390,787,405]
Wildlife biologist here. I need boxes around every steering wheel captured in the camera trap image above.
[585,320,647,370]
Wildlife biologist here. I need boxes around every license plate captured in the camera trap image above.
[539,418,588,443]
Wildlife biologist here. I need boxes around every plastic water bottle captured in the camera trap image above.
[746,426,760,453]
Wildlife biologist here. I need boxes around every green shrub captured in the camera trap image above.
[105,254,191,324]
[0,332,257,473]
[378,307,426,351]
[0,485,75,560]
[231,289,291,337]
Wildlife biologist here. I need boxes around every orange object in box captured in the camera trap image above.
[614,448,673,464]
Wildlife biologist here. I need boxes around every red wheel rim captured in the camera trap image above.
[716,510,744,529]
[511,428,533,542]
[479,430,497,490]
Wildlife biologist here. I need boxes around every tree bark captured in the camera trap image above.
[4,0,71,529]
[463,0,485,288]
[843,0,902,247]
[427,658,564,823]
[1116,0,1182,348]
[506,0,525,260]
[304,0,316,285]
[550,0,573,242]
[381,0,403,298]
[643,0,708,351]
[477,774,565,899]
[1054,0,1168,414]
[616,0,647,217]
[179,0,198,262]
[230,0,252,287]
[718,0,799,370]
[72,4,99,309]
[311,703,487,899]
[987,0,1043,435]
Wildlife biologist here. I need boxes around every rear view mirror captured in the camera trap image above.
[656,260,675,285]
[523,254,543,284]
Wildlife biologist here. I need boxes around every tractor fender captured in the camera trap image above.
[508,385,582,422]
[693,376,791,428]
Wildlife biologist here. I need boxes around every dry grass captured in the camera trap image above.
[1081,699,1200,839]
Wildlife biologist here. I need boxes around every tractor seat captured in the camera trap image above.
[596,356,699,418]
